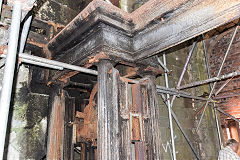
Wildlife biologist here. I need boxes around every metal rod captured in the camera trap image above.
[177,42,196,89]
[196,25,238,131]
[0,58,4,68]
[19,14,32,54]
[215,77,233,96]
[216,108,240,123]
[1,54,64,70]
[163,53,176,160]
[214,107,222,148]
[160,94,201,160]
[21,58,63,70]
[213,92,240,99]
[179,70,240,90]
[0,2,22,159]
[156,85,191,96]
[19,53,98,75]
[156,88,214,102]
[0,0,3,18]
[202,34,222,149]
[156,55,170,73]
[171,42,196,107]
[68,81,92,88]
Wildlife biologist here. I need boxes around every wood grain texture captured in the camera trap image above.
[97,60,120,160]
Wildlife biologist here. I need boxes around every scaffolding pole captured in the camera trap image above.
[156,88,214,101]
[156,56,170,73]
[196,25,238,131]
[213,92,240,100]
[19,14,33,54]
[160,94,201,160]
[0,58,4,68]
[202,35,222,149]
[0,2,22,159]
[163,53,176,160]
[179,70,240,90]
[19,53,98,75]
[216,108,240,123]
[170,42,196,107]
[214,77,233,96]
[1,52,98,75]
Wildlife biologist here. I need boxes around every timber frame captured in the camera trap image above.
[46,0,240,82]
[1,0,240,159]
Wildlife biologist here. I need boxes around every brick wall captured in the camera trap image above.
[208,26,240,120]
[208,25,240,152]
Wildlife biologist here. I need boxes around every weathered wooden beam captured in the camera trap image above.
[45,0,240,84]
[134,0,240,60]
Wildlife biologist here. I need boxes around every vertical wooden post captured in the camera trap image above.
[146,76,162,159]
[47,90,75,160]
[97,59,120,160]
[47,93,65,160]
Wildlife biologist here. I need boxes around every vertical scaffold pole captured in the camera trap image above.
[0,2,22,159]
[163,54,176,160]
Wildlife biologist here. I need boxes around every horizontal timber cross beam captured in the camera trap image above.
[46,0,240,82]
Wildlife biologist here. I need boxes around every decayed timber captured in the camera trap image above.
[46,0,240,82]
[134,0,240,59]
[145,76,162,159]
[47,91,74,160]
[47,93,65,159]
[97,60,120,159]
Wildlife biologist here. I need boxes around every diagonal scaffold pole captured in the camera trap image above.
[160,94,201,160]
[216,108,240,123]
[170,42,196,107]
[156,55,170,73]
[202,34,222,149]
[196,25,239,131]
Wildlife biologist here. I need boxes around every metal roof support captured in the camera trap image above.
[196,25,238,131]
[0,2,22,159]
